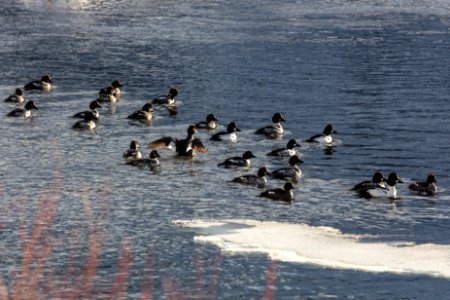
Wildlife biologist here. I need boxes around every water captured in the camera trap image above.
[1,0,450,298]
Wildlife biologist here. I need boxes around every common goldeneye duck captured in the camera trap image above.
[306,124,337,144]
[351,171,386,192]
[72,111,98,130]
[123,140,142,162]
[127,103,153,122]
[4,88,25,103]
[232,167,272,188]
[271,155,304,182]
[267,139,300,157]
[218,151,255,168]
[260,182,295,203]
[98,86,118,103]
[128,150,161,169]
[148,125,206,158]
[210,121,241,142]
[152,87,179,106]
[195,113,218,130]
[109,80,123,97]
[24,75,53,92]
[255,112,286,138]
[358,172,403,199]
[7,100,38,118]
[73,100,102,119]
[409,174,437,196]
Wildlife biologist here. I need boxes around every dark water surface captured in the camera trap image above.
[1,0,450,298]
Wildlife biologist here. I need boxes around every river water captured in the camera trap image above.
[1,0,450,298]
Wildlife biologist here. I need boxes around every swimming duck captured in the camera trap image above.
[7,100,38,118]
[4,88,25,103]
[73,100,102,119]
[358,172,403,199]
[218,151,255,168]
[255,112,285,138]
[409,174,437,196]
[127,150,161,169]
[108,80,123,97]
[72,111,98,130]
[127,103,153,122]
[152,87,179,107]
[123,140,142,162]
[24,75,53,92]
[260,182,295,202]
[98,86,118,103]
[148,125,206,158]
[351,171,386,192]
[266,139,300,157]
[232,167,272,188]
[271,155,303,182]
[210,121,241,142]
[306,124,337,144]
[195,113,218,130]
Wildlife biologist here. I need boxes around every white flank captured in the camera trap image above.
[174,219,450,279]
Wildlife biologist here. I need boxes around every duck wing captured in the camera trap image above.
[218,156,244,167]
[260,188,284,199]
[210,131,226,141]
[7,108,24,117]
[73,110,90,119]
[255,125,272,135]
[191,138,207,153]
[306,133,323,143]
[24,80,41,90]
[266,147,285,156]
[148,137,175,150]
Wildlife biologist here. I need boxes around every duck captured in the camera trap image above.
[260,182,295,202]
[108,80,123,97]
[127,103,153,122]
[255,112,285,138]
[4,88,25,103]
[195,113,218,130]
[123,140,142,162]
[7,100,38,118]
[72,111,98,130]
[232,167,272,188]
[351,171,386,192]
[98,86,118,103]
[306,124,337,144]
[127,150,161,169]
[24,75,53,92]
[218,151,255,168]
[271,155,303,182]
[409,174,437,196]
[152,87,179,107]
[73,100,102,119]
[148,125,206,158]
[358,172,403,199]
[266,139,300,157]
[210,121,241,142]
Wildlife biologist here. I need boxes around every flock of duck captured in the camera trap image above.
[3,75,438,202]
